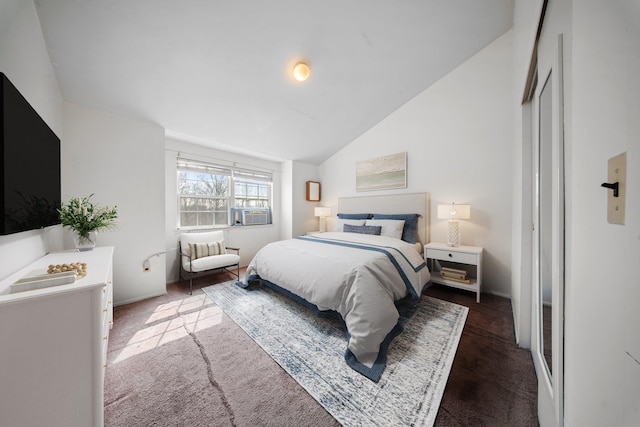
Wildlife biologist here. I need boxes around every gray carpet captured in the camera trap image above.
[104,274,340,426]
[203,281,468,427]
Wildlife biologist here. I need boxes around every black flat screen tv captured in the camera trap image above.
[1,72,61,235]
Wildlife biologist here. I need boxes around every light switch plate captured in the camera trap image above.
[607,152,626,224]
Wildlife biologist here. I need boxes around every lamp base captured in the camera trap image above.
[447,219,459,246]
[319,217,326,233]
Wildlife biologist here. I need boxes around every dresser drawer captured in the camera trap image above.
[427,248,478,265]
[101,285,108,309]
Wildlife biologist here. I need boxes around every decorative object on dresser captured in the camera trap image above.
[9,262,88,294]
[437,203,471,246]
[425,242,483,303]
[314,206,332,232]
[0,247,114,427]
[48,261,87,277]
[58,194,118,251]
[10,270,76,293]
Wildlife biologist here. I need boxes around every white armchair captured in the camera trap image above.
[179,230,240,294]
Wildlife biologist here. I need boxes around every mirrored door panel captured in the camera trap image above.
[539,71,553,378]
[532,34,565,427]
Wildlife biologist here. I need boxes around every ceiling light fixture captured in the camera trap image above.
[293,62,310,81]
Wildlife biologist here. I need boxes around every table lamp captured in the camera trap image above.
[437,203,471,246]
[314,207,332,232]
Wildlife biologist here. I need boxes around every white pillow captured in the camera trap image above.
[334,218,366,232]
[365,219,405,240]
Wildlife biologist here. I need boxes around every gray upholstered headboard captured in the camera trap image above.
[337,192,430,245]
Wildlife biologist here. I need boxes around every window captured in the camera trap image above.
[234,170,271,208]
[177,159,272,229]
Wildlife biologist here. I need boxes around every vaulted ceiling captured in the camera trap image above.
[34,0,513,164]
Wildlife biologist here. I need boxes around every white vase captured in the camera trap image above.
[73,231,97,251]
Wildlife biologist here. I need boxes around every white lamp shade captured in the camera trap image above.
[314,207,332,217]
[437,204,470,220]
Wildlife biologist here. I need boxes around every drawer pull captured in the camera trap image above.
[448,253,453,257]
[103,336,108,340]
[103,308,108,313]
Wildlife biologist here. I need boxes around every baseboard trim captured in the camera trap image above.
[167,264,248,285]
[115,290,168,307]
[485,290,511,299]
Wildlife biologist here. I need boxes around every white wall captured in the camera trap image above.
[0,0,61,136]
[279,160,320,239]
[565,1,640,425]
[319,31,515,297]
[62,103,166,305]
[280,160,294,240]
[164,138,282,283]
[0,0,64,280]
[292,161,321,237]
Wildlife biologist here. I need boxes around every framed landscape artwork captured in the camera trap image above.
[356,152,407,192]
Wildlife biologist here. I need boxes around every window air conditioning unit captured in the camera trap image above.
[239,208,269,225]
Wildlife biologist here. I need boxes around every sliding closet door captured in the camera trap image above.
[532,34,564,427]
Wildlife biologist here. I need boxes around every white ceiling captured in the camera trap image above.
[34,0,513,165]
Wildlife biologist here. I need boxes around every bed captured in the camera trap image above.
[241,193,432,381]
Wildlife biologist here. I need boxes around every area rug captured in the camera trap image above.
[203,281,468,427]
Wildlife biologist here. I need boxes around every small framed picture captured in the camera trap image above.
[306,181,320,201]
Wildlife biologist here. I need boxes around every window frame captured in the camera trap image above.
[177,158,273,230]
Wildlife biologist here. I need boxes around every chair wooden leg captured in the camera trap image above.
[189,274,193,295]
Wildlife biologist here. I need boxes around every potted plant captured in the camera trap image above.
[58,194,118,251]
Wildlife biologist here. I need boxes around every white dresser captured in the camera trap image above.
[0,246,114,427]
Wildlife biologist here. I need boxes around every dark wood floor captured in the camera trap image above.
[424,284,538,426]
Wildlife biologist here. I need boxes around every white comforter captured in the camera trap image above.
[245,232,431,372]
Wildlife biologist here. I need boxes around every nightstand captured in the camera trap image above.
[425,242,483,303]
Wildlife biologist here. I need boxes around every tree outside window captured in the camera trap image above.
[177,159,272,229]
